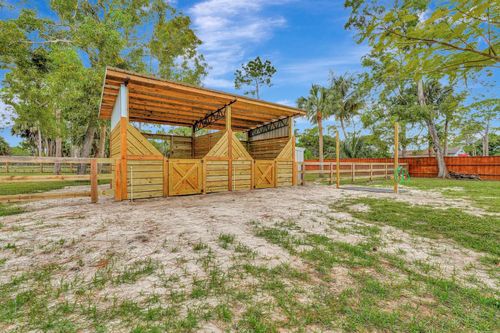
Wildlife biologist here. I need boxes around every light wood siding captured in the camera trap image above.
[248,136,289,160]
[194,131,224,158]
[170,136,192,158]
[110,125,121,158]
[232,160,251,190]
[276,161,293,187]
[205,160,228,193]
[127,159,164,199]
[127,124,162,156]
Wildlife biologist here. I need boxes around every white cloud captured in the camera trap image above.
[274,99,294,107]
[277,46,370,85]
[189,0,290,88]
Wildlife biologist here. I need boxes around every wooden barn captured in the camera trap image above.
[98,67,305,200]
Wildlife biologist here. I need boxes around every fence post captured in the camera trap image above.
[5,162,8,173]
[370,163,373,181]
[90,159,98,203]
[329,162,333,185]
[352,163,355,182]
[301,163,305,185]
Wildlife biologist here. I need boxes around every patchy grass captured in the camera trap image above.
[0,179,109,196]
[0,203,24,217]
[365,178,500,213]
[338,198,500,257]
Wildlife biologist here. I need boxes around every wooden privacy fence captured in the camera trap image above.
[305,156,500,180]
[0,156,114,203]
[298,161,405,185]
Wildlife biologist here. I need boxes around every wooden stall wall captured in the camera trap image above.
[125,124,165,199]
[204,131,229,193]
[194,131,224,159]
[110,125,121,158]
[275,137,294,187]
[170,136,192,158]
[248,136,289,160]
[231,132,253,191]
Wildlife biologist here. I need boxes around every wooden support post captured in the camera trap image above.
[352,163,355,182]
[385,164,388,180]
[5,162,8,173]
[329,162,333,185]
[226,105,233,191]
[120,117,128,200]
[394,122,399,194]
[202,159,207,194]
[115,159,122,201]
[251,160,255,189]
[191,126,196,158]
[90,159,98,203]
[369,163,373,181]
[290,116,297,186]
[163,158,169,197]
[335,130,340,189]
[300,163,305,186]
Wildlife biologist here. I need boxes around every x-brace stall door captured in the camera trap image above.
[168,159,202,196]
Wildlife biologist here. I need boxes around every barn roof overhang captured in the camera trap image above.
[98,67,306,132]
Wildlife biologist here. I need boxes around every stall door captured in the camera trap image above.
[254,160,275,188]
[168,159,202,196]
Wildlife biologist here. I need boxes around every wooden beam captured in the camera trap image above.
[336,130,340,189]
[90,159,98,203]
[120,117,128,200]
[227,105,233,191]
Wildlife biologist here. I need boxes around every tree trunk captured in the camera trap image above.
[97,124,107,158]
[443,119,449,156]
[317,112,324,172]
[417,79,448,178]
[78,125,96,174]
[37,127,43,157]
[482,122,489,156]
[54,109,62,175]
[339,119,348,140]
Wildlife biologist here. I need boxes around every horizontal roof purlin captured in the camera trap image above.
[98,67,305,131]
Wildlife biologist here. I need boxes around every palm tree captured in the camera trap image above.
[297,85,333,167]
[330,74,365,139]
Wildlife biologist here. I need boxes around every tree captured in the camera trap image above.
[345,0,499,81]
[234,56,276,99]
[296,127,336,160]
[468,99,499,156]
[344,0,497,177]
[329,73,365,139]
[297,85,333,167]
[0,136,10,155]
[0,0,207,160]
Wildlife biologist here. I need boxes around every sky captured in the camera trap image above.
[0,0,498,146]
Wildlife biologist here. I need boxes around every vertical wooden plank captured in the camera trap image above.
[191,126,196,158]
[251,160,255,189]
[163,158,169,197]
[202,159,207,194]
[394,122,399,194]
[329,162,333,185]
[369,163,373,181]
[273,160,277,188]
[90,159,98,203]
[352,163,355,182]
[335,130,340,189]
[226,105,233,191]
[115,159,122,201]
[385,164,388,180]
[5,162,8,173]
[120,117,128,200]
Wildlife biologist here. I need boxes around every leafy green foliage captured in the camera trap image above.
[234,56,276,99]
[0,136,10,155]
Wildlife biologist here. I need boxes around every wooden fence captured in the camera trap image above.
[298,161,404,185]
[305,156,500,180]
[0,156,114,203]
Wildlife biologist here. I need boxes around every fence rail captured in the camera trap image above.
[0,156,116,203]
[304,156,500,180]
[298,161,406,185]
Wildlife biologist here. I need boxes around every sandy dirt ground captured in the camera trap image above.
[1,184,496,294]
